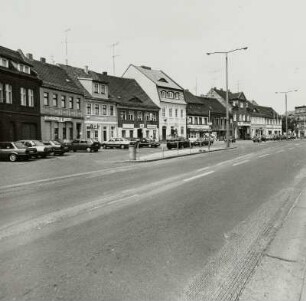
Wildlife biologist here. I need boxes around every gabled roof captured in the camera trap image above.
[185,90,226,116]
[28,60,84,95]
[212,88,246,101]
[248,102,279,118]
[130,65,183,90]
[93,72,159,110]
[0,45,31,65]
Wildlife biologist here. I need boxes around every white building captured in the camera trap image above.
[123,65,187,141]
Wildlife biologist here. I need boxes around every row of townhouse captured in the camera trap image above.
[0,44,281,142]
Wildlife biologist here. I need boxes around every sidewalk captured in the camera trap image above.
[239,188,306,301]
[131,141,236,162]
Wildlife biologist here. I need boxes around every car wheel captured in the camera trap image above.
[94,149,98,152]
[73,149,77,152]
[149,144,152,148]
[9,154,17,162]
[121,144,125,149]
[103,145,106,149]
[86,147,91,152]
[41,154,47,158]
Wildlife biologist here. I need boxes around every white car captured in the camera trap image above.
[101,138,131,149]
[17,140,53,158]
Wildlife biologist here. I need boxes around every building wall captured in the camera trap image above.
[0,71,41,141]
[39,87,84,141]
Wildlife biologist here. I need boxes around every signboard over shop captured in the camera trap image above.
[44,116,72,122]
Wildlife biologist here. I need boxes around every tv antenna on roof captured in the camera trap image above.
[109,42,119,75]
[64,28,71,65]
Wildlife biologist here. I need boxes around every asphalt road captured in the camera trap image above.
[0,140,305,300]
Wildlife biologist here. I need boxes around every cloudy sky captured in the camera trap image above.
[1,0,305,113]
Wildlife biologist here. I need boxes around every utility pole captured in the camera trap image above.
[64,28,71,65]
[110,42,119,75]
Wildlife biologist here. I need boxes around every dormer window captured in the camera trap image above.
[175,92,180,100]
[0,57,9,68]
[158,78,168,83]
[18,64,30,74]
[94,83,99,93]
[167,91,174,99]
[161,90,166,98]
[93,82,106,94]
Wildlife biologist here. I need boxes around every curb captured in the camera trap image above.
[125,146,237,163]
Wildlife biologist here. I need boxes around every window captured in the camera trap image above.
[145,113,150,121]
[120,111,126,120]
[68,97,73,109]
[0,58,9,68]
[94,130,98,139]
[151,112,157,121]
[199,117,202,125]
[53,93,58,107]
[175,92,180,100]
[161,90,166,98]
[181,109,184,118]
[122,130,126,138]
[5,84,12,104]
[181,126,184,135]
[61,95,66,108]
[175,109,178,117]
[194,117,198,125]
[169,108,172,117]
[20,87,27,106]
[242,114,245,121]
[0,83,3,103]
[28,89,34,107]
[188,117,192,124]
[162,107,166,117]
[110,105,114,116]
[95,104,100,115]
[101,85,106,94]
[94,83,99,93]
[204,117,208,125]
[233,114,236,122]
[86,103,91,115]
[128,111,134,121]
[44,92,49,106]
[76,98,81,110]
[240,102,244,108]
[137,111,143,121]
[167,91,174,98]
[111,126,115,137]
[102,105,107,115]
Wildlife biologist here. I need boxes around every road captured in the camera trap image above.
[0,140,305,300]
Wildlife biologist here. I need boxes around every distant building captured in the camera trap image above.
[0,46,41,141]
[123,65,186,140]
[295,105,306,137]
[25,55,84,141]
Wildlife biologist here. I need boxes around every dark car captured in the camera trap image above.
[253,136,261,143]
[192,138,209,147]
[224,136,236,143]
[0,141,37,162]
[17,139,53,158]
[43,140,69,155]
[138,138,160,148]
[166,137,191,150]
[71,139,100,152]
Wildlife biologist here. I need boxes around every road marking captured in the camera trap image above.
[197,166,210,172]
[259,154,270,158]
[232,160,249,166]
[276,150,284,153]
[288,147,294,150]
[295,144,300,146]
[183,171,215,182]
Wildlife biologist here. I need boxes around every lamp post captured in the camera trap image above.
[207,47,248,148]
[275,90,298,139]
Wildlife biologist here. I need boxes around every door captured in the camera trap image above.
[137,128,143,139]
[162,126,167,141]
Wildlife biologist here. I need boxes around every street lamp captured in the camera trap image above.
[207,47,248,148]
[275,90,298,139]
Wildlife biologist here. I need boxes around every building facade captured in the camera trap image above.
[295,105,306,137]
[123,65,186,140]
[26,56,84,141]
[0,46,41,142]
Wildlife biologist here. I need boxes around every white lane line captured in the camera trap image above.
[259,153,270,158]
[288,147,294,150]
[295,144,300,146]
[232,159,249,166]
[197,166,210,172]
[276,150,284,153]
[183,171,215,182]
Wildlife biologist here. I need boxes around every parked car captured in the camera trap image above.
[125,137,140,146]
[71,139,100,152]
[56,139,73,151]
[253,136,261,143]
[42,140,69,155]
[192,138,209,147]
[0,141,37,162]
[224,136,236,143]
[17,139,53,158]
[166,137,191,149]
[101,138,131,149]
[138,138,160,148]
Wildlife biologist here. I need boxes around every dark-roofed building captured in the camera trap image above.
[295,105,306,137]
[0,46,41,142]
[185,90,227,139]
[26,55,85,141]
[123,65,187,140]
[60,65,117,142]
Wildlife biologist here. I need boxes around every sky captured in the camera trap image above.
[1,0,305,113]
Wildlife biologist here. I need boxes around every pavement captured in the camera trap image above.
[132,141,236,162]
[238,185,306,301]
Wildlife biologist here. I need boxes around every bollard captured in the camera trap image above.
[129,144,136,160]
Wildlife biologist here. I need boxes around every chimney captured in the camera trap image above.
[84,65,89,74]
[141,65,151,70]
[102,71,107,75]
[40,57,46,63]
[26,53,33,60]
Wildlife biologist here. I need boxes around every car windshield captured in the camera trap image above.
[52,141,61,145]
[14,142,27,149]
[32,140,45,146]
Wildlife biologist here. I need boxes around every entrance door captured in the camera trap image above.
[137,128,143,139]
[103,128,107,141]
[162,126,167,141]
